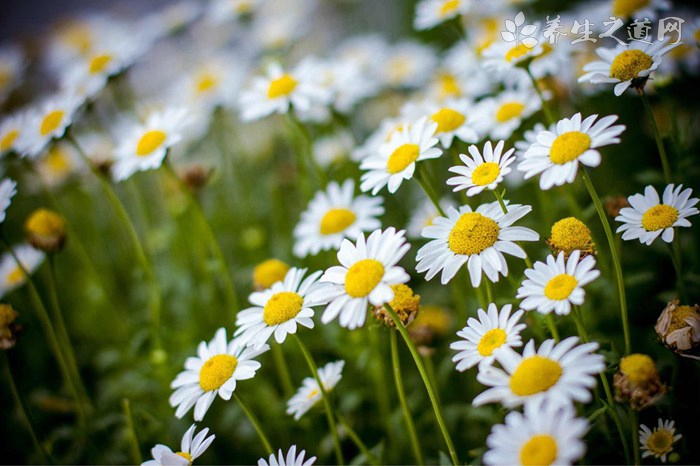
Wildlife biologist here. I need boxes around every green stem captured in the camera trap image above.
[414,168,446,217]
[580,169,631,355]
[545,314,560,341]
[492,190,508,214]
[368,328,392,442]
[286,113,326,189]
[639,91,672,184]
[334,411,380,466]
[384,304,459,465]
[484,280,494,304]
[631,410,641,465]
[293,334,344,465]
[526,66,555,125]
[390,330,425,466]
[271,344,294,398]
[122,399,142,464]
[233,393,273,456]
[668,241,687,302]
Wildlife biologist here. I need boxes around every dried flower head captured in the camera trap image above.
[25,208,66,252]
[605,195,630,218]
[0,303,22,349]
[373,283,420,327]
[614,353,667,410]
[181,164,211,193]
[655,299,700,358]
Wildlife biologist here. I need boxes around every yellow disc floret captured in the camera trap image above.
[641,204,678,231]
[89,54,112,74]
[176,451,193,465]
[0,129,19,152]
[25,209,65,239]
[40,110,65,136]
[610,49,653,82]
[645,430,674,457]
[320,208,356,235]
[520,434,558,466]
[477,328,507,356]
[620,353,657,385]
[549,217,594,253]
[495,102,525,123]
[448,212,500,255]
[430,108,466,133]
[510,356,563,396]
[544,274,578,301]
[267,74,297,98]
[439,0,460,16]
[136,130,167,156]
[263,291,304,326]
[471,162,501,186]
[199,354,238,391]
[549,131,591,165]
[345,259,384,298]
[505,45,531,63]
[612,0,650,18]
[196,74,219,94]
[253,259,289,290]
[387,143,420,174]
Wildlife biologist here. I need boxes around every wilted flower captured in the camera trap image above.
[655,299,700,358]
[614,353,666,410]
[0,304,22,349]
[372,283,420,327]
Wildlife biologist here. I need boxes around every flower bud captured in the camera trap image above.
[614,353,666,410]
[252,259,290,291]
[25,208,66,252]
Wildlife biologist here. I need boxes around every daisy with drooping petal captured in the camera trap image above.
[473,336,605,408]
[413,0,472,31]
[447,140,515,197]
[235,268,324,349]
[578,40,680,96]
[639,418,682,463]
[258,445,316,466]
[112,107,189,182]
[18,93,83,159]
[360,116,442,195]
[311,228,410,330]
[286,360,345,420]
[0,178,17,224]
[517,250,600,316]
[517,113,625,190]
[293,179,384,258]
[142,424,215,466]
[0,244,45,299]
[474,87,541,140]
[616,184,699,245]
[483,399,588,466]
[170,328,269,421]
[416,202,539,287]
[451,303,526,371]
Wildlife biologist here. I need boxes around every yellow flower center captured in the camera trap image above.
[619,353,657,385]
[646,430,674,456]
[544,274,578,301]
[448,212,500,255]
[668,305,700,333]
[0,129,18,152]
[6,266,25,286]
[471,162,501,186]
[40,110,65,137]
[477,328,507,356]
[345,259,385,298]
[320,208,356,235]
[520,434,558,466]
[505,45,531,63]
[89,54,112,74]
[0,69,10,89]
[495,102,525,123]
[389,283,420,315]
[44,146,72,174]
[306,387,320,399]
[612,0,650,17]
[267,74,297,98]
[610,49,654,82]
[176,451,193,465]
[439,0,460,16]
[549,131,591,165]
[196,74,219,94]
[199,354,238,391]
[263,291,304,326]
[136,130,167,157]
[436,73,461,100]
[25,209,65,238]
[510,356,563,396]
[387,143,420,174]
[430,108,466,134]
[253,259,289,290]
[549,217,593,252]
[641,204,678,231]
[0,304,18,325]
[235,1,253,13]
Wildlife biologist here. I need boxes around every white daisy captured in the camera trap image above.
[18,93,83,159]
[615,184,699,245]
[414,0,472,31]
[516,250,600,316]
[312,131,355,168]
[514,123,546,158]
[639,418,682,463]
[450,303,526,371]
[578,40,680,96]
[235,268,324,349]
[286,360,345,420]
[473,336,605,408]
[360,116,442,195]
[483,399,588,466]
[0,178,17,224]
[474,87,541,140]
[293,179,384,258]
[424,98,479,148]
[406,197,456,239]
[258,445,316,466]
[377,41,438,90]
[517,113,625,190]
[0,244,45,299]
[311,228,410,330]
[481,39,544,76]
[35,141,85,188]
[112,107,189,182]
[447,140,515,197]
[142,424,215,466]
[170,328,269,421]
[0,112,26,157]
[416,202,539,287]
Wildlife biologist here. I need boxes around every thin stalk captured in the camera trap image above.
[384,303,459,465]
[545,314,560,341]
[639,91,672,184]
[492,190,508,214]
[390,330,425,466]
[580,169,630,355]
[122,399,142,464]
[484,280,494,304]
[334,410,380,466]
[631,411,641,465]
[271,344,294,398]
[286,114,326,189]
[526,66,555,125]
[668,241,687,302]
[293,334,344,465]
[414,168,446,217]
[233,393,273,455]
[368,328,392,441]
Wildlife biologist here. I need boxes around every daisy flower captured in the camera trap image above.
[639,419,682,463]
[517,113,625,190]
[416,202,539,287]
[450,303,526,371]
[360,116,442,195]
[473,336,605,408]
[311,228,410,330]
[235,268,324,349]
[483,399,588,466]
[258,445,316,466]
[0,178,17,224]
[578,40,680,96]
[406,197,456,239]
[0,113,26,157]
[616,184,699,245]
[142,424,215,466]
[293,179,384,258]
[475,87,541,140]
[514,123,546,158]
[377,41,437,90]
[18,93,83,159]
[482,39,544,76]
[286,360,344,420]
[447,140,515,197]
[253,259,290,291]
[517,250,600,316]
[239,61,332,122]
[0,244,45,299]
[425,98,479,148]
[112,107,189,182]
[170,328,269,421]
[413,0,472,31]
